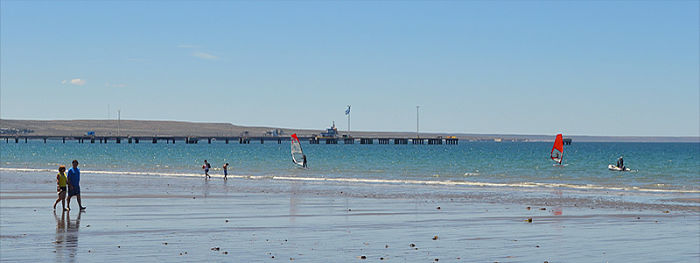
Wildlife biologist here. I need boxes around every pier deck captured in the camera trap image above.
[1,135,458,145]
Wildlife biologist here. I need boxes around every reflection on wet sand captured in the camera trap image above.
[54,211,81,262]
[289,182,300,223]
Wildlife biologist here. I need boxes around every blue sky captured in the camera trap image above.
[1,1,698,136]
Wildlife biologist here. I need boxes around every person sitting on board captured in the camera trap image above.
[616,156,624,169]
[302,155,307,168]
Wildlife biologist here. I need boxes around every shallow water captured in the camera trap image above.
[1,141,698,192]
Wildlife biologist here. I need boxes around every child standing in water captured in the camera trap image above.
[53,165,68,211]
[223,163,229,180]
[203,160,211,179]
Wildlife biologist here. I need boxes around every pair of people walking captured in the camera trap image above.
[202,160,230,180]
[53,160,85,211]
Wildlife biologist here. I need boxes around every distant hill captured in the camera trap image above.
[0,119,697,142]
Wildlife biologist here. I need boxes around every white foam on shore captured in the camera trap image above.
[2,167,699,194]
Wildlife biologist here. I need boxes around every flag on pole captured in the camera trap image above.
[345,105,351,115]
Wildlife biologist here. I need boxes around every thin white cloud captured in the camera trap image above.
[192,51,219,60]
[62,78,86,86]
[71,79,86,85]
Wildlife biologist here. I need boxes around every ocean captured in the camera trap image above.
[2,140,699,262]
[2,141,698,193]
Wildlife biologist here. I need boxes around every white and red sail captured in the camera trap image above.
[550,134,564,164]
[291,134,305,166]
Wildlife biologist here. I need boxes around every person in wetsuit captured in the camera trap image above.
[616,156,624,169]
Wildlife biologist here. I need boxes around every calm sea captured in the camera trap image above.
[1,141,698,193]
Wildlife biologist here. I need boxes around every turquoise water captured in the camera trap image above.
[1,141,698,192]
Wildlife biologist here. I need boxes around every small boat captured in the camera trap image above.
[550,133,565,166]
[608,164,630,172]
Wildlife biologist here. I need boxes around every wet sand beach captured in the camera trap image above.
[1,170,699,262]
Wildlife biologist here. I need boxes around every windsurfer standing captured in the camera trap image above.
[302,155,307,168]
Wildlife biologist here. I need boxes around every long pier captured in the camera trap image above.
[0,135,459,145]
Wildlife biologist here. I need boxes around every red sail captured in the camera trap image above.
[550,134,564,164]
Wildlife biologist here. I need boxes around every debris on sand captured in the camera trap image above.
[360,255,367,259]
[410,243,416,247]
[432,235,438,240]
[663,210,670,213]
[539,208,546,210]
[526,218,533,223]
[385,244,389,248]
[211,247,220,251]
[380,257,385,260]
[436,206,441,210]
[526,206,531,210]
[163,242,168,245]
[434,259,439,261]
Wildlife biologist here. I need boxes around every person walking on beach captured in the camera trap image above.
[223,163,229,180]
[53,165,68,211]
[66,160,86,211]
[203,160,211,179]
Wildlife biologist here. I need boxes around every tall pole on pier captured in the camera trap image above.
[346,105,351,137]
[416,106,420,138]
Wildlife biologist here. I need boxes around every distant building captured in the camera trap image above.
[318,122,338,139]
[266,129,284,136]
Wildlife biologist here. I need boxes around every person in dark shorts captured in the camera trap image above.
[66,160,86,211]
[223,163,229,180]
[203,160,211,179]
[53,165,68,211]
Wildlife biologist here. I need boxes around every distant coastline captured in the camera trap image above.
[0,119,697,143]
